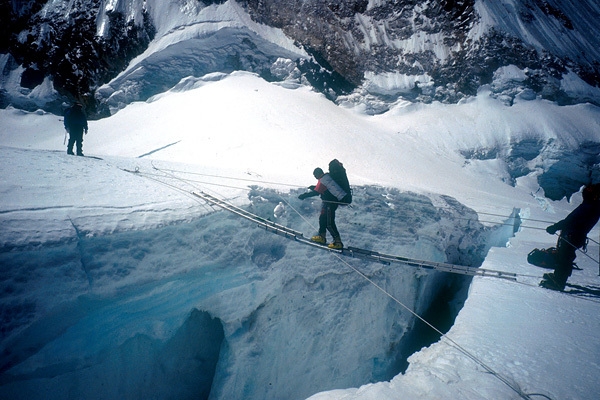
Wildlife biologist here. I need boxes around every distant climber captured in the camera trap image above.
[64,102,88,156]
[298,161,350,250]
[539,183,600,291]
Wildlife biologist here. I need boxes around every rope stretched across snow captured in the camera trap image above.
[187,188,538,400]
[125,164,600,291]
[124,163,555,399]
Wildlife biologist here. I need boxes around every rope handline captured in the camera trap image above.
[148,166,569,226]
[130,164,554,399]
[132,163,598,278]
[144,166,583,236]
[141,168,252,192]
[135,168,588,237]
[146,164,600,277]
[136,165,600,279]
[326,250,532,399]
[197,184,533,398]
[121,167,215,215]
[155,167,299,188]
[153,167,600,249]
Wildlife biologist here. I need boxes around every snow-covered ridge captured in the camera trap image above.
[94,1,308,113]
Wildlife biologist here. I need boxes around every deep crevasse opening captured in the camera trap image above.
[0,186,521,400]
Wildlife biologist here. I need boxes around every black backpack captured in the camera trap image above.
[527,247,558,269]
[328,159,352,205]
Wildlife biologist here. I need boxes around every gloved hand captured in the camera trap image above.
[298,192,310,200]
[546,224,558,235]
[308,185,316,190]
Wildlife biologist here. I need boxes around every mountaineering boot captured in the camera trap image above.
[328,238,343,250]
[539,272,565,291]
[311,235,326,244]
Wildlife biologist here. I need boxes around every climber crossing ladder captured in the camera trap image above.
[122,167,556,400]
[191,191,343,252]
[191,190,517,281]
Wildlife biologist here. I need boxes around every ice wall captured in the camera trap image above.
[0,186,512,399]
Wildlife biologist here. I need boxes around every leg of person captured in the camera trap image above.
[540,236,576,290]
[311,203,327,244]
[326,203,343,249]
[76,132,84,156]
[67,134,75,155]
[555,237,577,283]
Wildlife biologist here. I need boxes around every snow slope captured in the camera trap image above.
[1,71,600,399]
[94,1,308,112]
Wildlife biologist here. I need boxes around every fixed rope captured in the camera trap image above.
[126,164,599,281]
[327,250,535,400]
[143,165,599,237]
[191,187,536,399]
[126,164,558,399]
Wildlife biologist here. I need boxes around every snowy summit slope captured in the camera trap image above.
[1,70,600,399]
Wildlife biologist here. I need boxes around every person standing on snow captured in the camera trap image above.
[64,102,88,156]
[540,183,600,291]
[298,167,347,249]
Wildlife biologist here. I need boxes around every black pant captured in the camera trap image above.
[67,130,84,155]
[553,234,578,284]
[319,202,340,241]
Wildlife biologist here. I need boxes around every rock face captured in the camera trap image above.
[1,0,155,114]
[243,0,478,90]
[1,0,600,115]
[241,0,600,106]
